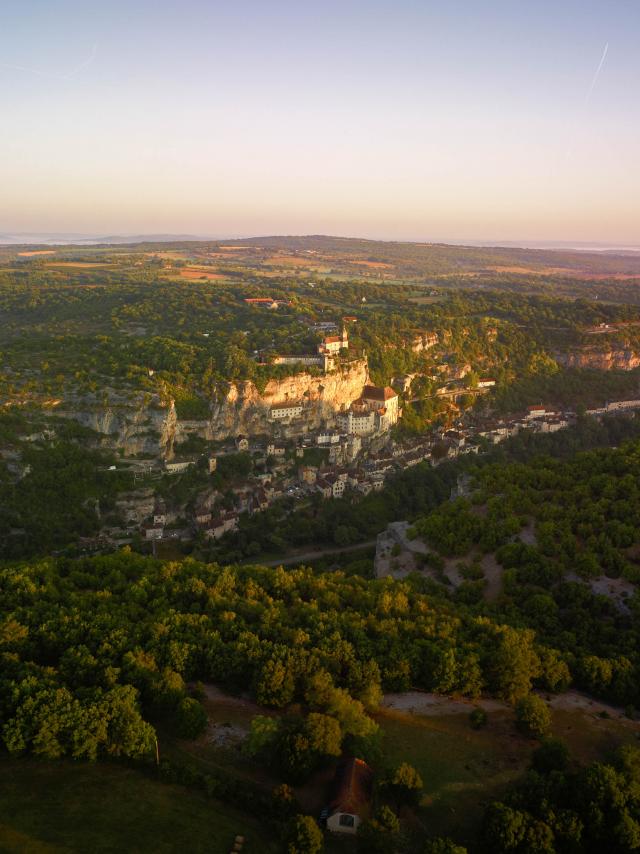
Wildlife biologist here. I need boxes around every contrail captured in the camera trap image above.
[564,41,610,160]
[63,44,98,79]
[585,42,608,104]
[0,44,97,81]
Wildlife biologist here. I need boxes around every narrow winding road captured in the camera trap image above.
[244,539,378,567]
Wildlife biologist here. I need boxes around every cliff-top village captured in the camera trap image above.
[87,318,640,553]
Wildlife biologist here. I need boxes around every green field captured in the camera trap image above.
[376,699,640,848]
[0,758,277,854]
[377,706,529,846]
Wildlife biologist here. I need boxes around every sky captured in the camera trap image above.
[0,0,639,245]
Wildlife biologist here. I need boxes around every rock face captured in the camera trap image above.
[558,348,640,371]
[115,489,156,525]
[411,332,439,353]
[45,358,371,457]
[48,391,175,457]
[206,358,370,441]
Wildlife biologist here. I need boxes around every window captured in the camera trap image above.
[339,814,355,828]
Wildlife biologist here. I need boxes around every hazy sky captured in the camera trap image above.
[1,0,638,244]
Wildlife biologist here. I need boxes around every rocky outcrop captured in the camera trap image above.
[558,348,640,371]
[411,332,439,353]
[46,391,176,458]
[115,489,156,525]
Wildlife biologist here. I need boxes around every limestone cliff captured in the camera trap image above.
[205,357,370,440]
[558,348,640,371]
[411,332,439,353]
[46,391,176,458]
[45,358,370,457]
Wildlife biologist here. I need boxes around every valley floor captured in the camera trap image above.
[1,686,638,852]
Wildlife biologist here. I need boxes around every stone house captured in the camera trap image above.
[235,435,249,451]
[316,478,332,499]
[143,522,164,540]
[326,757,373,835]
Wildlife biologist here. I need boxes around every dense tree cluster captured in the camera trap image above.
[482,744,640,854]
[411,435,640,706]
[0,432,132,558]
[1,550,576,764]
[416,427,640,579]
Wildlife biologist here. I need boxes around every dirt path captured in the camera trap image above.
[481,552,503,601]
[548,689,628,717]
[382,691,507,716]
[381,689,632,722]
[201,683,634,731]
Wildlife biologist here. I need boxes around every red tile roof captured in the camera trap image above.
[362,385,397,401]
[329,757,373,817]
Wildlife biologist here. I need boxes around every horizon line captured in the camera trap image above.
[1,231,640,254]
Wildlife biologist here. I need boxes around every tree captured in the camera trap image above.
[614,811,640,851]
[423,838,468,854]
[357,806,400,854]
[285,814,323,854]
[245,715,279,757]
[515,695,551,739]
[483,625,542,704]
[531,738,569,774]
[272,783,299,820]
[304,713,342,757]
[255,658,295,708]
[385,762,423,806]
[535,648,571,693]
[304,671,377,740]
[174,697,207,739]
[482,803,528,851]
[469,707,488,730]
[375,805,400,833]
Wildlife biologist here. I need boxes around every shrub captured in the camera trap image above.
[357,806,400,854]
[515,694,551,739]
[385,762,423,806]
[285,814,323,854]
[423,838,468,854]
[175,697,208,739]
[469,707,488,729]
[272,783,299,820]
[531,738,569,774]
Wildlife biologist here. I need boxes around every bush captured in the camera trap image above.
[385,762,423,806]
[357,806,400,854]
[515,694,551,739]
[272,783,299,820]
[531,738,569,774]
[175,697,208,739]
[285,814,323,854]
[469,707,488,729]
[173,395,211,420]
[423,838,468,854]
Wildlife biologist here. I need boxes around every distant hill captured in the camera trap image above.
[216,234,640,275]
[2,232,640,275]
